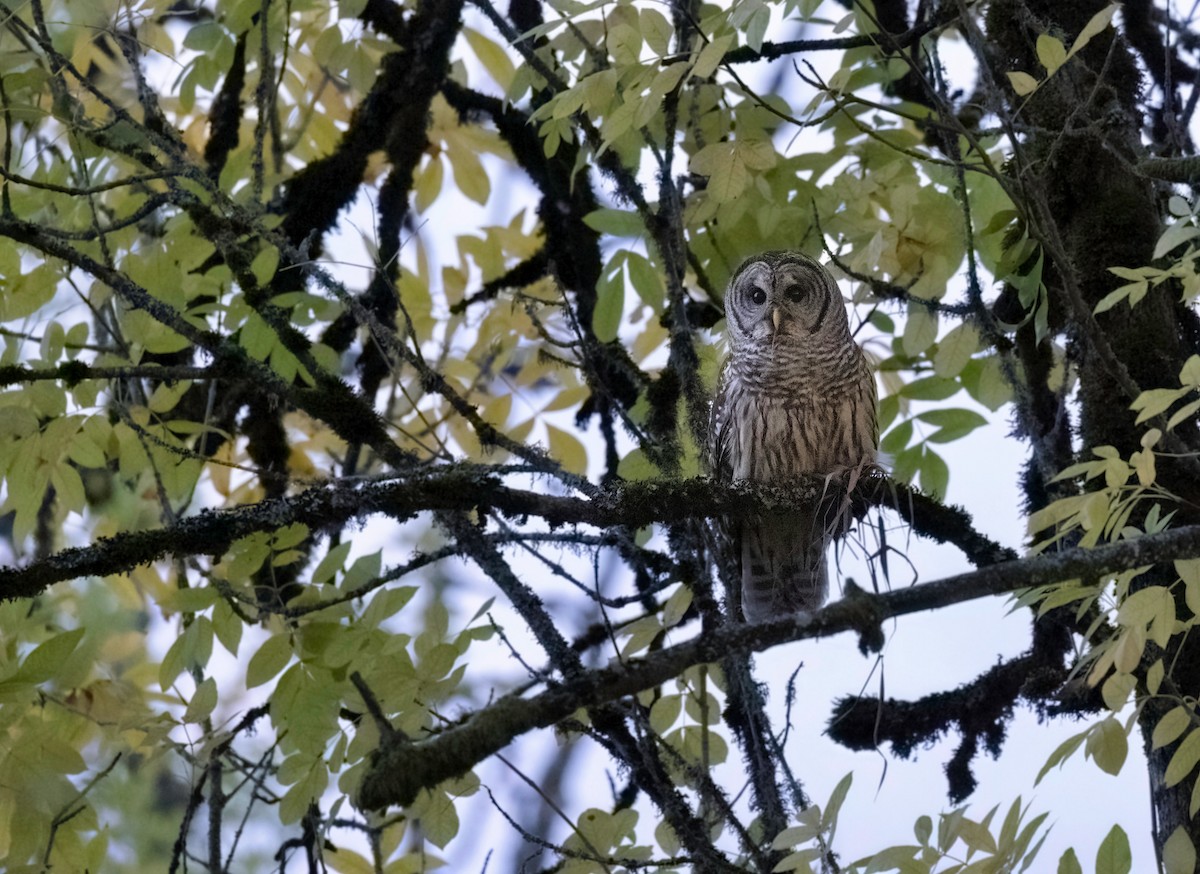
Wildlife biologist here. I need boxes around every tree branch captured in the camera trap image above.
[357,523,1200,809]
[0,473,999,602]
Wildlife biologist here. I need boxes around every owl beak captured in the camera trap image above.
[771,308,781,332]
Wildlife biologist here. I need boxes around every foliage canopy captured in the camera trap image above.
[4,0,1200,871]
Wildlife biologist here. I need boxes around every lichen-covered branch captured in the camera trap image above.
[0,473,1001,602]
[357,522,1200,809]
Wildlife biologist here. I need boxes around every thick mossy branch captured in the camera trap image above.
[0,472,996,601]
[281,0,464,250]
[356,524,1200,809]
[826,642,1090,803]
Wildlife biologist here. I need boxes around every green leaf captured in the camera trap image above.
[184,677,218,723]
[1118,585,1171,628]
[967,356,1013,411]
[914,815,933,845]
[1101,671,1135,711]
[1095,824,1131,874]
[1154,221,1200,260]
[919,447,949,499]
[1164,826,1197,874]
[649,694,681,734]
[1058,848,1083,874]
[251,247,280,286]
[1168,398,1200,431]
[690,139,776,202]
[1094,284,1135,314]
[902,305,938,356]
[900,375,960,401]
[593,268,624,343]
[639,7,673,56]
[583,208,645,238]
[1147,659,1165,696]
[183,21,226,51]
[917,408,988,443]
[618,447,662,481]
[891,445,922,484]
[693,34,733,79]
[662,585,693,627]
[861,845,921,872]
[821,772,853,836]
[159,618,214,690]
[880,419,913,455]
[956,816,998,854]
[16,628,85,684]
[932,322,979,377]
[246,632,294,689]
[280,759,329,824]
[312,541,353,585]
[446,140,490,205]
[159,585,219,614]
[626,252,664,307]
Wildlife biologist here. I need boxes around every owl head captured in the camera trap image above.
[723,251,848,351]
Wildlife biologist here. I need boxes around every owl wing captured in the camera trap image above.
[706,366,746,614]
[706,364,736,482]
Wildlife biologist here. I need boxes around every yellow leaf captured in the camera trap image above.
[446,140,490,205]
[1006,71,1039,95]
[1085,716,1127,776]
[1147,658,1164,695]
[463,27,515,91]
[1181,355,1200,387]
[640,7,673,56]
[1036,34,1067,74]
[545,423,588,476]
[1068,3,1120,59]
[1153,706,1192,751]
[1101,671,1135,711]
[413,155,445,213]
[1112,626,1144,674]
[1167,728,1200,787]
[327,846,375,874]
[662,585,693,627]
[692,34,732,79]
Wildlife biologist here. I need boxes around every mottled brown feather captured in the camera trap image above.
[707,252,877,622]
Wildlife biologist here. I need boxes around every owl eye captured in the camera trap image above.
[784,285,805,303]
[749,286,767,305]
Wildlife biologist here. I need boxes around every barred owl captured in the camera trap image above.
[707,252,877,622]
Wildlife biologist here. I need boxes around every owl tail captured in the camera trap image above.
[740,515,829,623]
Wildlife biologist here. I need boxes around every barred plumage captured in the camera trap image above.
[707,252,877,622]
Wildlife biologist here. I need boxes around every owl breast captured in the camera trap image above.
[717,344,876,482]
